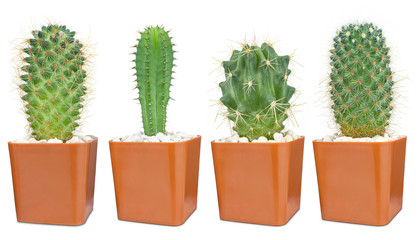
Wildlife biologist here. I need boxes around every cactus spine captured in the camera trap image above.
[219,42,295,141]
[19,24,88,141]
[135,26,174,136]
[330,23,393,138]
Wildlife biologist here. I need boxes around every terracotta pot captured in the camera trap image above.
[109,136,201,226]
[211,137,305,226]
[8,138,98,225]
[313,136,407,226]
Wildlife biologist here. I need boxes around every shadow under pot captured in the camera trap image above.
[313,136,407,226]
[211,137,305,226]
[109,136,201,226]
[8,138,98,225]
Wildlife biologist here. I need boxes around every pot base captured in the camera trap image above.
[9,138,98,226]
[313,136,407,226]
[212,137,305,226]
[110,136,201,226]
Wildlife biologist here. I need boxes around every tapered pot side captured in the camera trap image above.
[109,136,201,226]
[211,137,304,226]
[313,136,407,226]
[8,138,98,226]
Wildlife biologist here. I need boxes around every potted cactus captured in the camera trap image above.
[313,23,407,226]
[211,41,304,226]
[109,26,201,226]
[8,24,98,225]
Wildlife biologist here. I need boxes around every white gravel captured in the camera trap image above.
[319,133,402,142]
[111,131,197,143]
[214,130,301,143]
[11,135,96,143]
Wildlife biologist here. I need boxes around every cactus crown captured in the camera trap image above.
[19,24,88,141]
[219,42,295,141]
[330,23,393,138]
[135,26,174,136]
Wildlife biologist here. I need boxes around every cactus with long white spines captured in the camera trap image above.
[19,24,88,141]
[330,23,393,138]
[218,42,295,141]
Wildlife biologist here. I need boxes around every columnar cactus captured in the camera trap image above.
[219,42,295,140]
[135,26,174,136]
[330,23,393,138]
[19,24,88,141]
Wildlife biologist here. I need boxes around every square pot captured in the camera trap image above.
[109,136,201,226]
[8,138,98,225]
[313,136,407,226]
[211,137,305,226]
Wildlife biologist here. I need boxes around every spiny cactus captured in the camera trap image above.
[19,24,88,141]
[219,42,295,141]
[330,23,393,138]
[135,26,174,136]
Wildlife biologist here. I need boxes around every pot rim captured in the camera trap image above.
[312,135,407,144]
[8,137,98,145]
[211,136,305,144]
[109,135,201,145]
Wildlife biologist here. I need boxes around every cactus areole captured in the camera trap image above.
[219,42,295,141]
[20,24,87,141]
[330,23,393,138]
[135,26,174,136]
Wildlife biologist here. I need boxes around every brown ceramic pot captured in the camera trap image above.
[8,138,98,225]
[313,136,407,226]
[109,136,201,226]
[211,137,305,226]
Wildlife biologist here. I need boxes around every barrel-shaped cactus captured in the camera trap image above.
[219,42,295,140]
[330,23,393,138]
[19,24,88,141]
[135,26,174,136]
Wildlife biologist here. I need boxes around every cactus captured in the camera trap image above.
[218,42,295,141]
[135,26,174,136]
[19,24,88,141]
[330,23,393,138]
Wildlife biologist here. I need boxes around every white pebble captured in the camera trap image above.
[12,135,95,144]
[79,135,93,142]
[114,131,196,143]
[148,136,160,142]
[14,138,27,143]
[67,136,81,143]
[321,133,400,142]
[238,137,249,143]
[284,135,293,142]
[125,136,138,142]
[323,135,334,142]
[156,132,165,138]
[231,134,239,142]
[357,137,372,142]
[258,136,268,142]
[47,139,63,143]
[273,133,284,141]
[160,136,171,142]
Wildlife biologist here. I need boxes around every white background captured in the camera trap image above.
[0,0,418,239]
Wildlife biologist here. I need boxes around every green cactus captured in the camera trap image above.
[219,42,295,141]
[19,24,88,141]
[135,26,174,136]
[330,23,393,138]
